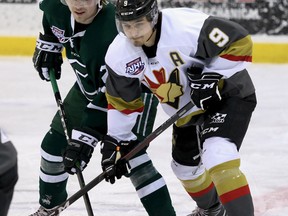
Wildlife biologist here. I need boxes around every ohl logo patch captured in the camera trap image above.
[125,57,145,75]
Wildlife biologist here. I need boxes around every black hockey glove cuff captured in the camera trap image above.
[100,135,137,184]
[32,33,63,81]
[187,72,223,110]
[63,128,101,175]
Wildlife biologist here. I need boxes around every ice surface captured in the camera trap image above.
[1,57,288,216]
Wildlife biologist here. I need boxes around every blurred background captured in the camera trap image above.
[1,0,288,62]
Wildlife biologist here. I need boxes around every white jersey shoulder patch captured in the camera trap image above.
[105,34,148,78]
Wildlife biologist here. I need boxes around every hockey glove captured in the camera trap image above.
[32,33,63,81]
[63,128,100,174]
[100,135,137,184]
[187,72,223,110]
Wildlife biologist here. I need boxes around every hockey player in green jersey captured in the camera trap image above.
[101,0,257,215]
[29,0,176,215]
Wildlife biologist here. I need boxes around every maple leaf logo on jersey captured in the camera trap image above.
[144,68,183,109]
[125,57,145,75]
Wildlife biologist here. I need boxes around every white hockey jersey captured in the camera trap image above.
[105,8,255,141]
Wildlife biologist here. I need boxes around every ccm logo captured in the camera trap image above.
[201,127,219,135]
[191,82,216,90]
[36,40,62,53]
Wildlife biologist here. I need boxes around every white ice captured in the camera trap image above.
[1,57,288,216]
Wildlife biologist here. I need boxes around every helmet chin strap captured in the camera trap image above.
[85,3,102,24]
[145,28,156,45]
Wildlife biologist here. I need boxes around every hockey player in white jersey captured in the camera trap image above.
[100,0,256,215]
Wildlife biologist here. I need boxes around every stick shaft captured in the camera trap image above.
[49,70,94,216]
[49,101,194,215]
[123,101,194,161]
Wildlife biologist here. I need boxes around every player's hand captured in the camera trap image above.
[32,33,63,81]
[187,71,223,110]
[63,128,100,174]
[100,135,137,184]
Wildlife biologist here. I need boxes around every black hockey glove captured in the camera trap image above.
[32,33,63,81]
[187,71,223,110]
[100,135,137,184]
[63,128,100,175]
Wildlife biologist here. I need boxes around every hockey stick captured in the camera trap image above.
[49,69,94,216]
[48,100,194,216]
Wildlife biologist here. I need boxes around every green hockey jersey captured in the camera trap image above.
[40,0,118,108]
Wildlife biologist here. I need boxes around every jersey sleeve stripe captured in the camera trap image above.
[219,35,253,62]
[220,54,252,62]
[106,93,144,114]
